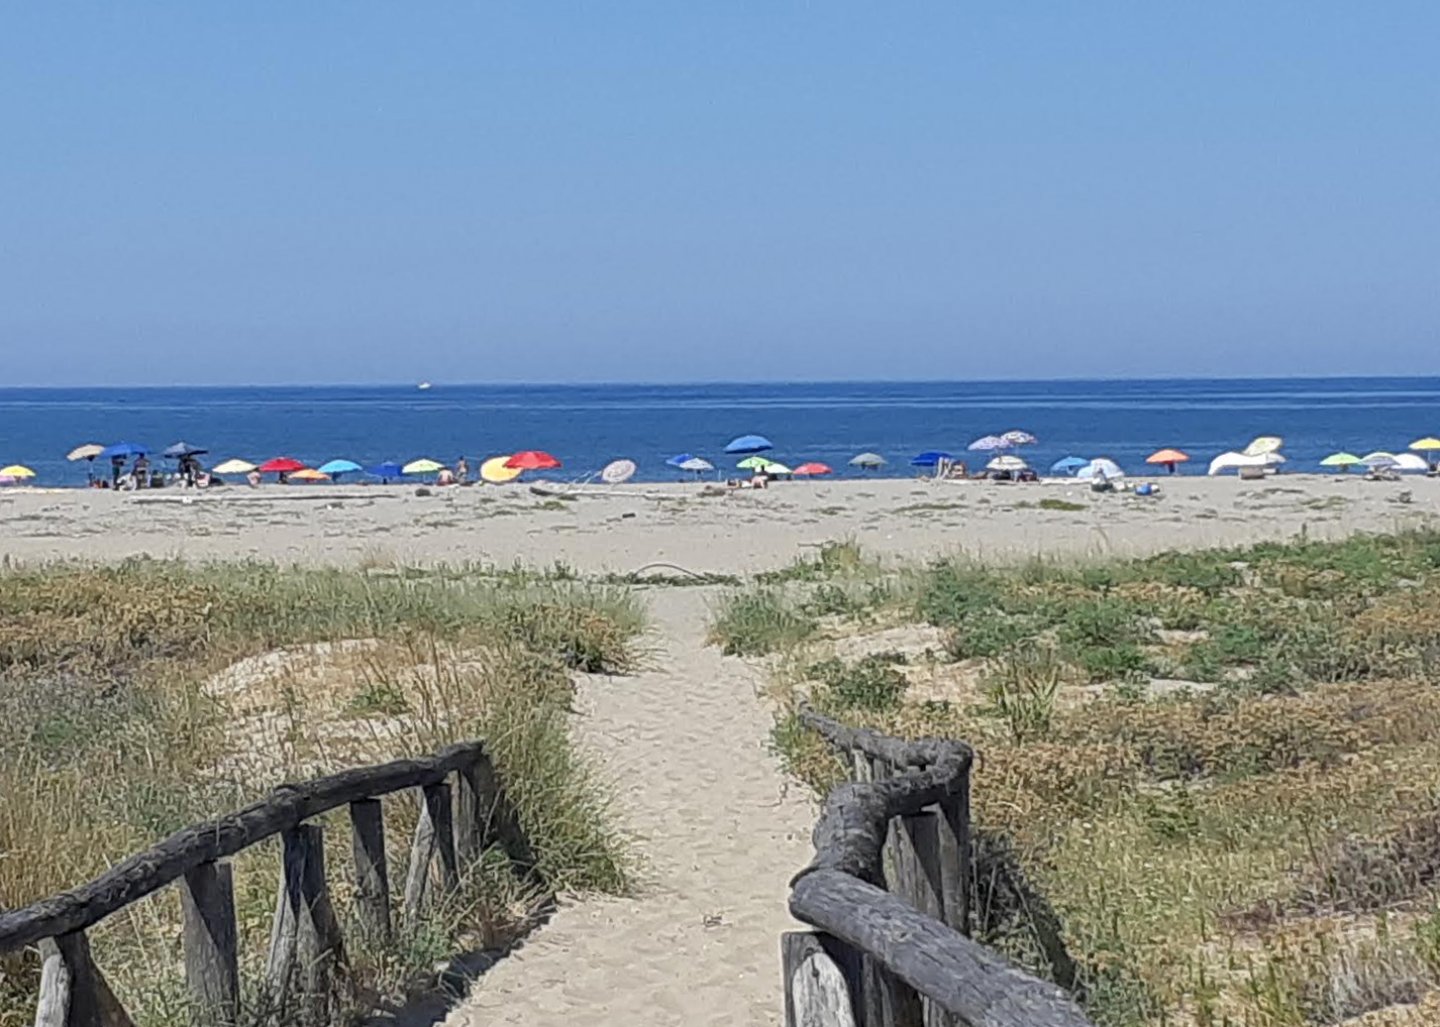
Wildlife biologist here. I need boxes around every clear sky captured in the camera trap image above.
[2,3,1436,386]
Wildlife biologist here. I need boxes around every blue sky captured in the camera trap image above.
[2,3,1436,385]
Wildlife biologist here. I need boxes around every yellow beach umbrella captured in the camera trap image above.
[1243,436,1283,457]
[0,465,36,478]
[403,458,444,475]
[289,468,330,482]
[1411,438,1440,451]
[480,456,522,484]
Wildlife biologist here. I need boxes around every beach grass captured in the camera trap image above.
[0,560,645,1026]
[741,531,1440,1026]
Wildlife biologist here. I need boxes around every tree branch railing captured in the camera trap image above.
[0,740,535,1027]
[784,707,1095,1027]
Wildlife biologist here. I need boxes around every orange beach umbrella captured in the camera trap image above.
[1146,448,1190,474]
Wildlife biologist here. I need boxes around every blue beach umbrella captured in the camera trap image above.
[911,451,954,467]
[99,442,148,459]
[666,453,697,467]
[367,461,404,482]
[318,459,363,477]
[162,441,207,459]
[1050,456,1089,475]
[724,435,773,455]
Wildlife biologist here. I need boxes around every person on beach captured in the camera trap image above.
[455,456,469,483]
[110,454,124,487]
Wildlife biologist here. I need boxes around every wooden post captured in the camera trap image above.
[783,931,863,1027]
[42,931,135,1027]
[180,861,239,1026]
[461,752,537,878]
[35,938,70,1027]
[896,813,947,1027]
[454,760,492,866]
[349,799,391,944]
[267,824,345,1024]
[935,764,971,936]
[424,782,460,898]
[403,790,439,925]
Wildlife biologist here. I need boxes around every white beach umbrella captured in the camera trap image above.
[986,454,1029,472]
[1076,458,1124,480]
[1393,453,1428,472]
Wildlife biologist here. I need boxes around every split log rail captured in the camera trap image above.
[0,741,535,1027]
[784,708,1096,1027]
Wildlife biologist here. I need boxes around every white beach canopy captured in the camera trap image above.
[1076,458,1124,480]
[1208,451,1284,476]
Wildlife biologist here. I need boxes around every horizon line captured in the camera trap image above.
[3,372,1439,392]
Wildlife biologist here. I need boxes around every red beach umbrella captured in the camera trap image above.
[257,457,306,474]
[505,451,561,471]
[793,462,834,476]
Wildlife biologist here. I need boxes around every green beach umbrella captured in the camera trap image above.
[761,461,792,475]
[403,458,445,475]
[736,456,770,470]
[1319,452,1362,468]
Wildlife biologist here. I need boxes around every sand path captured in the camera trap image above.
[445,589,815,1027]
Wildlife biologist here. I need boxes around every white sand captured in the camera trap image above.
[5,474,1437,1024]
[1,474,1435,573]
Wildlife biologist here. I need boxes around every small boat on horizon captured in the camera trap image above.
[417,381,432,391]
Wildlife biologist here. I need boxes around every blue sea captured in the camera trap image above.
[1,378,1437,485]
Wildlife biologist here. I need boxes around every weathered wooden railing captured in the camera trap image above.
[784,708,1096,1027]
[0,740,536,1027]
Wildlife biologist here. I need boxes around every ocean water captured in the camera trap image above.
[1,378,1438,486]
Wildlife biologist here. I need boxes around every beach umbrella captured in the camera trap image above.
[403,458,445,475]
[1411,438,1440,452]
[761,461,792,476]
[1320,452,1362,470]
[212,459,256,475]
[1146,448,1190,474]
[968,435,1010,452]
[480,456,523,483]
[848,452,887,469]
[1361,451,1400,468]
[99,442,148,459]
[368,461,404,481]
[1000,430,1037,446]
[162,441,207,459]
[1078,458,1125,480]
[67,444,104,462]
[0,465,36,479]
[1393,453,1428,473]
[986,455,1029,472]
[318,459,362,476]
[1050,456,1089,475]
[724,435,773,455]
[666,453,697,467]
[258,457,306,474]
[793,462,834,476]
[1243,436,1284,457]
[289,468,330,482]
[506,450,561,470]
[677,457,713,474]
[911,451,954,467]
[601,459,637,484]
[737,456,771,470]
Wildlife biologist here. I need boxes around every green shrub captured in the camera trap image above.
[809,652,909,712]
[983,646,1064,743]
[707,588,816,656]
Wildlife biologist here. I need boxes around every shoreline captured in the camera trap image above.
[2,475,1434,573]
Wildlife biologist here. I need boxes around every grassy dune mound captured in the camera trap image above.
[719,532,1440,1026]
[0,560,646,1026]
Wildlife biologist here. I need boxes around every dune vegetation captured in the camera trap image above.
[0,560,646,1027]
[717,532,1440,1026]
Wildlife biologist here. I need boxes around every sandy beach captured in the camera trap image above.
[7,474,1438,1026]
[1,474,1435,573]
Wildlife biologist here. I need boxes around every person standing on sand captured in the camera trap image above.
[110,454,124,487]
[455,456,469,483]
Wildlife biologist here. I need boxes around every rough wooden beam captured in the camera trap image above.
[180,861,239,1026]
[424,782,460,898]
[782,931,862,1027]
[402,791,439,925]
[790,870,1093,1027]
[349,799,391,944]
[0,742,487,953]
[50,931,135,1027]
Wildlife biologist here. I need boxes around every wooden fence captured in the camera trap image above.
[783,708,1096,1027]
[0,740,536,1027]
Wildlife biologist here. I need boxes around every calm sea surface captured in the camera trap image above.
[1,378,1438,485]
